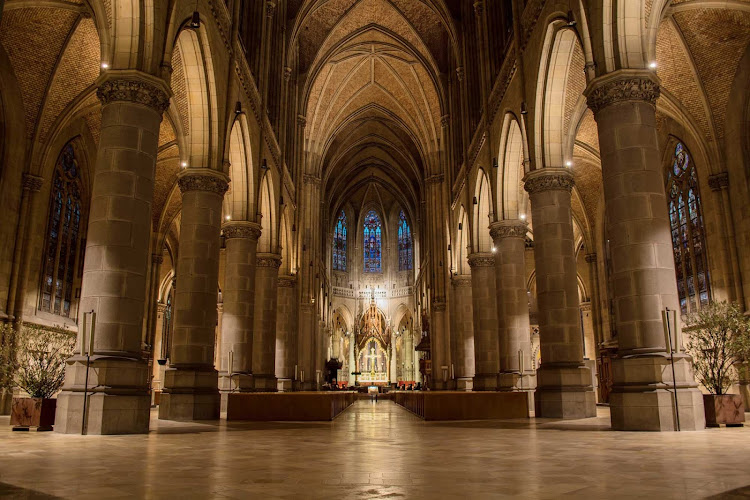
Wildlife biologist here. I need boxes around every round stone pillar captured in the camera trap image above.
[491,220,533,391]
[450,275,475,390]
[524,168,596,418]
[219,221,261,400]
[251,253,281,391]
[469,253,499,391]
[160,169,229,421]
[55,74,170,435]
[586,70,704,430]
[275,275,297,391]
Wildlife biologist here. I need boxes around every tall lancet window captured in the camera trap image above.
[41,143,86,317]
[666,141,710,314]
[333,210,347,271]
[398,210,413,271]
[363,210,382,273]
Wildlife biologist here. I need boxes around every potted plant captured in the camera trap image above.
[10,324,75,431]
[686,301,750,427]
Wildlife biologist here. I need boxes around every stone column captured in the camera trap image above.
[524,168,596,418]
[348,333,356,386]
[709,173,744,306]
[491,220,532,391]
[218,221,261,398]
[251,253,281,391]
[55,74,170,434]
[451,275,474,390]
[275,275,297,391]
[160,169,229,421]
[586,70,704,430]
[403,329,414,381]
[469,253,499,391]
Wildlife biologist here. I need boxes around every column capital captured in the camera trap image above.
[256,253,282,268]
[303,173,321,186]
[451,275,472,288]
[584,253,597,264]
[585,70,660,115]
[151,254,164,265]
[456,66,464,82]
[490,220,528,241]
[523,168,575,194]
[425,173,444,185]
[266,1,276,18]
[432,298,447,312]
[278,275,297,287]
[708,172,729,191]
[177,169,230,196]
[468,252,495,268]
[283,66,292,82]
[96,71,171,114]
[222,221,262,240]
[297,115,307,127]
[22,173,44,192]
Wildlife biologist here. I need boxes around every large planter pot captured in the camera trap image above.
[10,397,57,431]
[703,394,745,427]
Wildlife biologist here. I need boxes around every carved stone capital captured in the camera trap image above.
[580,302,592,312]
[152,254,164,265]
[585,71,660,115]
[440,115,450,128]
[708,172,729,192]
[256,253,282,268]
[468,253,495,268]
[456,67,464,82]
[177,169,230,196]
[451,275,472,288]
[432,298,447,312]
[278,275,297,288]
[303,173,321,186]
[97,77,170,114]
[157,303,168,313]
[523,168,575,195]
[297,115,307,127]
[585,253,597,264]
[425,173,444,185]
[223,221,262,241]
[22,173,44,192]
[283,67,292,82]
[490,220,528,241]
[266,1,276,18]
[473,0,484,17]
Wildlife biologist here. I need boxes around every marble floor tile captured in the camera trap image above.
[1,402,749,499]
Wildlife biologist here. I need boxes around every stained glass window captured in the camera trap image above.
[398,210,413,271]
[363,210,382,273]
[666,142,710,315]
[41,143,85,318]
[333,210,347,271]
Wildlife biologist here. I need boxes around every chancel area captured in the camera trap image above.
[2,0,750,497]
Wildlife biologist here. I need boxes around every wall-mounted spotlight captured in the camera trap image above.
[493,157,499,169]
[190,11,201,29]
[279,196,284,205]
[520,102,528,115]
[566,10,577,27]
[261,159,269,170]
[458,222,462,230]
[473,196,478,205]
[292,224,296,232]
[234,101,242,114]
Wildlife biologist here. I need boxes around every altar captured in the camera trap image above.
[357,338,388,383]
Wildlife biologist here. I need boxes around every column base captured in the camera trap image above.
[159,367,220,421]
[252,374,277,392]
[609,355,705,431]
[277,378,293,392]
[472,373,498,391]
[456,377,473,391]
[219,373,253,412]
[534,364,596,418]
[55,356,150,434]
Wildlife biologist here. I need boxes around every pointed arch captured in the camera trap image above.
[257,172,277,254]
[473,169,493,253]
[363,209,383,273]
[398,209,413,271]
[498,114,528,220]
[455,205,470,275]
[333,209,348,271]
[224,115,254,221]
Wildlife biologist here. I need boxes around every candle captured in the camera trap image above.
[88,312,96,356]
[518,349,524,375]
[294,364,298,381]
[228,350,233,376]
[80,314,87,356]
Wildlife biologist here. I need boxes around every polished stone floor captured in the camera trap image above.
[1,401,750,499]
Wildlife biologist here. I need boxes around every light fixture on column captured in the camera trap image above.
[565,160,573,167]
[234,101,242,114]
[493,157,498,169]
[181,161,188,168]
[649,61,658,69]
[261,159,268,170]
[473,196,478,205]
[520,102,528,115]
[190,11,201,29]
[520,213,526,220]
[566,10,576,27]
[292,224,296,232]
[458,222,462,230]
[225,215,231,221]
[492,247,497,253]
[101,62,109,69]
[279,196,284,205]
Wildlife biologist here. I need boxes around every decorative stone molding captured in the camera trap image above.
[451,275,472,288]
[266,1,276,18]
[468,253,495,268]
[157,303,168,314]
[283,67,292,82]
[520,0,544,51]
[580,302,592,313]
[303,173,321,186]
[441,115,450,128]
[586,73,660,115]
[523,169,575,195]
[97,78,170,114]
[708,172,729,192]
[22,173,43,192]
[490,220,528,241]
[473,1,484,17]
[278,276,297,288]
[425,173,444,185]
[256,254,282,268]
[456,67,464,82]
[223,221,262,241]
[297,115,307,127]
[152,254,164,265]
[177,170,230,196]
[584,253,597,264]
[432,298,447,312]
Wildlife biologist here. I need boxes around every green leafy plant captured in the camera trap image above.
[14,324,75,399]
[686,301,750,395]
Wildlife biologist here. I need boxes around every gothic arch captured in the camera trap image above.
[472,168,493,253]
[497,113,529,221]
[223,114,255,222]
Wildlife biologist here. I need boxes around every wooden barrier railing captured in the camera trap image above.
[392,391,529,420]
[227,392,356,421]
